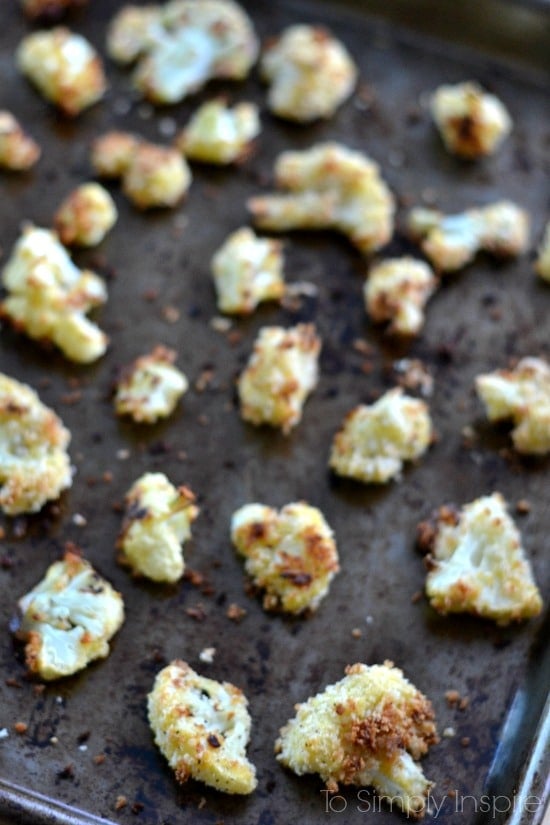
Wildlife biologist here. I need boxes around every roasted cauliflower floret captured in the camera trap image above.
[417,493,543,624]
[117,472,199,583]
[16,550,124,680]
[364,257,437,336]
[535,221,550,282]
[91,131,139,179]
[260,25,357,122]
[148,660,257,794]
[238,324,321,434]
[475,356,550,455]
[431,81,511,159]
[20,0,87,22]
[276,662,438,819]
[330,388,432,484]
[17,27,106,117]
[231,502,339,614]
[54,183,118,247]
[248,143,394,256]
[175,99,260,165]
[0,111,41,171]
[115,345,188,423]
[107,0,259,105]
[1,225,108,363]
[408,201,529,273]
[211,227,285,314]
[123,142,191,209]
[0,374,72,516]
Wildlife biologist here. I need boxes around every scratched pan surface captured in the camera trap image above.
[0,1,548,824]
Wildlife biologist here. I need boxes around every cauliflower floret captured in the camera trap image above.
[20,0,87,22]
[211,227,285,314]
[148,660,257,794]
[17,27,106,117]
[54,183,118,247]
[329,388,432,483]
[122,142,191,209]
[175,99,260,165]
[107,1,259,105]
[407,201,529,273]
[417,493,543,624]
[275,662,438,819]
[91,131,140,179]
[117,472,199,583]
[431,81,511,159]
[0,111,41,171]
[260,25,357,123]
[238,324,321,434]
[16,549,124,680]
[231,502,339,614]
[535,220,550,282]
[475,356,550,455]
[114,345,188,423]
[248,143,394,256]
[364,257,437,336]
[1,225,108,363]
[0,373,72,516]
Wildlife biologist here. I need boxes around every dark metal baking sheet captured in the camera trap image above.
[0,1,548,824]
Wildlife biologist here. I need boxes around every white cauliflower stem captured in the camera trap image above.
[176,99,260,165]
[364,257,437,336]
[431,81,511,159]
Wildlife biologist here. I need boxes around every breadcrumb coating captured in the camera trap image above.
[417,493,543,624]
[175,99,260,165]
[535,221,550,282]
[54,183,118,247]
[148,660,257,794]
[276,662,438,819]
[364,257,437,336]
[329,388,432,483]
[248,142,394,256]
[115,345,188,423]
[431,81,511,159]
[0,111,41,171]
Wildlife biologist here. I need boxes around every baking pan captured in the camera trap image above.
[0,1,548,823]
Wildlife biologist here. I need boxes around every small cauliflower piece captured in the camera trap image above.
[329,388,432,483]
[122,142,191,209]
[238,324,321,434]
[260,25,357,123]
[175,99,260,165]
[535,221,550,282]
[276,662,438,819]
[16,550,124,680]
[475,356,550,455]
[417,493,543,624]
[91,131,140,179]
[364,257,437,336]
[408,201,529,273]
[54,183,118,247]
[148,660,257,794]
[106,5,163,63]
[20,0,87,22]
[0,373,72,516]
[248,143,394,256]
[117,472,198,583]
[0,111,41,171]
[231,502,339,614]
[17,27,106,117]
[1,225,108,363]
[115,345,188,423]
[211,227,285,314]
[431,81,511,159]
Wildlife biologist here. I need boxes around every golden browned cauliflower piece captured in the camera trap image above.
[107,0,259,105]
[124,142,191,209]
[260,25,357,122]
[117,472,199,583]
[231,502,339,614]
[90,131,140,178]
[1,225,108,363]
[407,201,529,273]
[0,111,41,171]
[238,324,321,434]
[16,549,124,680]
[276,662,438,819]
[148,660,257,794]
[0,373,72,516]
[535,220,550,282]
[54,183,118,247]
[17,27,106,117]
[20,0,87,22]
[417,493,543,624]
[475,356,550,455]
[364,257,437,336]
[211,227,285,314]
[431,81,512,159]
[175,99,260,165]
[248,143,395,256]
[329,388,432,484]
[114,345,188,423]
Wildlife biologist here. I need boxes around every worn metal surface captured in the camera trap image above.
[0,1,548,824]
